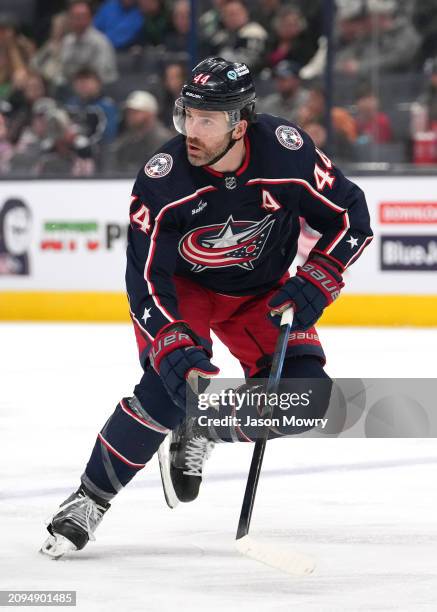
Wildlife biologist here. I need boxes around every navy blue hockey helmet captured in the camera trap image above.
[173,57,256,135]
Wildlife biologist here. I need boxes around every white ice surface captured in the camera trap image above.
[1,324,437,612]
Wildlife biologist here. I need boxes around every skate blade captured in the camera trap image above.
[157,435,179,509]
[40,534,77,559]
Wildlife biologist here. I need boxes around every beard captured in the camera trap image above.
[186,135,231,167]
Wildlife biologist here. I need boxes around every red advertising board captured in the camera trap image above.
[379,202,437,224]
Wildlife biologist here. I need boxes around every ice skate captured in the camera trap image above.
[158,418,215,508]
[40,485,110,559]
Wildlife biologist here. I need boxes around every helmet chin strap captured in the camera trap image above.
[204,132,241,168]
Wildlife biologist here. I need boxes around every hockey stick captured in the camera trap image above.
[235,308,316,576]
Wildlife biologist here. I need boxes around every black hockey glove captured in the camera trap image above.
[149,322,219,410]
[268,258,344,330]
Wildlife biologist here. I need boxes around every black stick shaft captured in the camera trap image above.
[236,310,293,540]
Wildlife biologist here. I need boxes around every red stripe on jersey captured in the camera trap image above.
[130,312,152,355]
[98,433,146,468]
[236,135,250,176]
[204,135,250,177]
[144,186,217,325]
[236,424,253,442]
[246,177,350,255]
[344,235,374,268]
[203,165,222,177]
[246,177,345,213]
[232,406,253,442]
[120,399,170,434]
[324,210,350,254]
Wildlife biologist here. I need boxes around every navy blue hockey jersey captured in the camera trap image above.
[126,114,373,360]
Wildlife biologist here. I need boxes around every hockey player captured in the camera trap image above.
[41,57,373,558]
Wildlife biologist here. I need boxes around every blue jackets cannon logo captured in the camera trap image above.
[179,214,275,272]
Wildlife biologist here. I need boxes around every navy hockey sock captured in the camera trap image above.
[82,367,185,500]
[81,397,171,501]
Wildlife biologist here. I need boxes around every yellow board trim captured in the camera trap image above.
[0,292,128,322]
[0,291,437,325]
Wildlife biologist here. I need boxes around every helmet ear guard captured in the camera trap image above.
[240,101,257,124]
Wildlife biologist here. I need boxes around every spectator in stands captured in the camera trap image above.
[66,68,119,144]
[34,0,68,46]
[303,121,327,150]
[335,1,420,76]
[355,84,393,144]
[136,0,171,47]
[7,71,48,144]
[295,0,323,40]
[94,0,144,50]
[413,1,437,66]
[424,59,437,129]
[163,0,190,55]
[412,59,437,133]
[199,0,225,42]
[267,4,319,71]
[60,0,118,86]
[159,62,187,128]
[206,0,268,72]
[0,13,35,100]
[0,102,13,174]
[258,60,308,123]
[252,0,282,32]
[11,97,96,177]
[334,3,368,77]
[296,86,357,159]
[12,98,54,166]
[109,90,172,175]
[31,12,68,91]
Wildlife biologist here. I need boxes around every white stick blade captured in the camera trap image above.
[235,535,315,577]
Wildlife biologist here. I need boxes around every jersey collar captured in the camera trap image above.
[202,134,251,178]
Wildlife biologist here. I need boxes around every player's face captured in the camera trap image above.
[184,107,233,166]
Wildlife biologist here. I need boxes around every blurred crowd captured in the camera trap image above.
[1,0,437,177]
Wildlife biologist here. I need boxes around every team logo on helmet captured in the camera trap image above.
[144,153,173,178]
[275,125,304,151]
[179,214,275,272]
[227,70,237,80]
